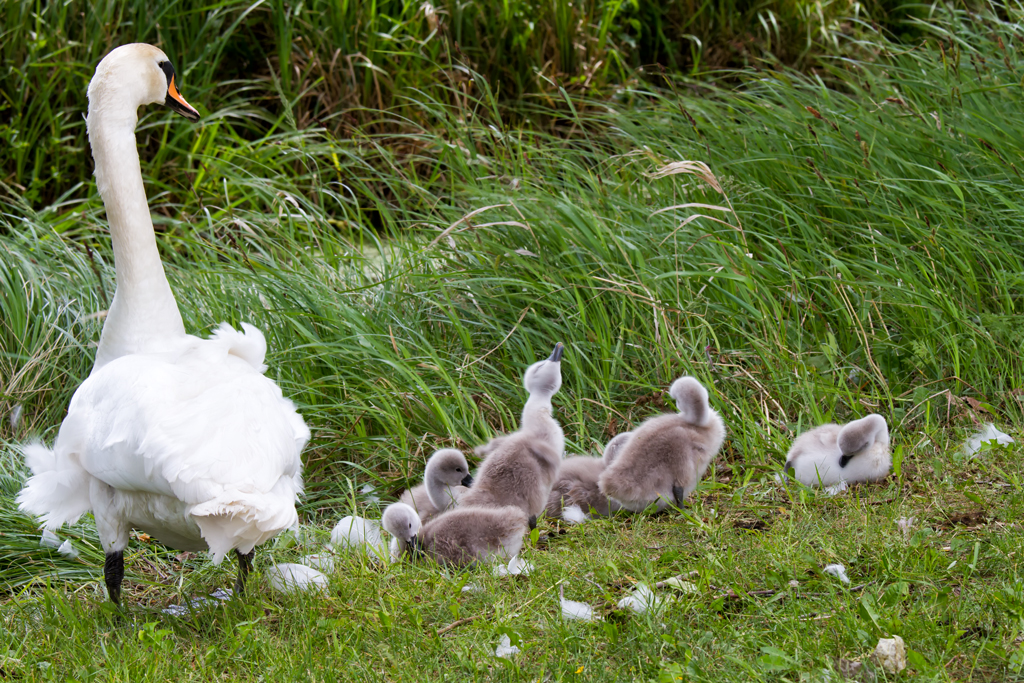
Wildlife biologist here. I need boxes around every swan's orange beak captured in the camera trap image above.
[165,74,199,122]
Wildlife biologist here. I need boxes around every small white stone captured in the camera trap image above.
[871,635,907,673]
[265,563,328,593]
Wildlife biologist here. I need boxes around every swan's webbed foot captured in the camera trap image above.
[104,551,124,606]
[234,548,255,596]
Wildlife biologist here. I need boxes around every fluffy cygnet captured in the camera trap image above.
[544,432,633,521]
[417,505,529,567]
[381,503,421,561]
[598,376,725,511]
[784,414,890,487]
[459,343,566,524]
[382,502,528,567]
[398,448,474,522]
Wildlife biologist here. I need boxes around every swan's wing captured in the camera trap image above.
[69,342,308,506]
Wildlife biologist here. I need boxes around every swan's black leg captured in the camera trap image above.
[104,551,124,606]
[672,485,687,507]
[234,548,255,596]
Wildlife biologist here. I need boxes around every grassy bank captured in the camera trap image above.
[2,2,1024,680]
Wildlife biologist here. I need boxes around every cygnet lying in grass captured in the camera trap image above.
[382,502,528,567]
[784,414,890,487]
[599,377,725,511]
[545,432,632,522]
[398,448,474,522]
[460,343,565,525]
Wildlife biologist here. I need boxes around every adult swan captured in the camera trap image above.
[17,44,309,605]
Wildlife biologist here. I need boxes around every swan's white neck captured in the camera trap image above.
[88,101,185,370]
[521,395,564,454]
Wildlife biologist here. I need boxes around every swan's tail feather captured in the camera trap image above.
[210,322,268,373]
[16,442,92,530]
[190,484,299,563]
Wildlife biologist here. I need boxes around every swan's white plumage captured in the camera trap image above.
[16,43,307,567]
[19,321,308,562]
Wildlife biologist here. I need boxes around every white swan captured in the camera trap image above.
[16,44,309,605]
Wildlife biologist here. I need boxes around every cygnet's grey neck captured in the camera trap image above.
[425,476,456,511]
[521,395,564,453]
[87,94,185,369]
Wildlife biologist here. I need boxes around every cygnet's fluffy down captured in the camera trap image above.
[382,502,528,567]
[398,449,474,522]
[417,505,529,567]
[784,414,890,487]
[599,377,725,512]
[545,432,632,521]
[459,344,565,522]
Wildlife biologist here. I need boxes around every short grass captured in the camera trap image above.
[3,2,1024,680]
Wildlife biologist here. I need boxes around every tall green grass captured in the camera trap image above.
[2,0,902,209]
[1,3,1024,680]
[3,3,1022,492]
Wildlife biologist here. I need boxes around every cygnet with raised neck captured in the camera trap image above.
[459,343,566,525]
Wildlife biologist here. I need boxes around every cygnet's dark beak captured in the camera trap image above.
[461,473,474,488]
[410,535,424,558]
[548,342,564,362]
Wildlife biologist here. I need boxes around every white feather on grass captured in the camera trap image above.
[824,480,849,496]
[616,583,663,614]
[493,555,534,577]
[964,423,1014,457]
[39,530,78,559]
[822,564,851,584]
[559,585,600,622]
[494,634,521,658]
[301,552,336,573]
[265,563,328,593]
[561,505,589,524]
